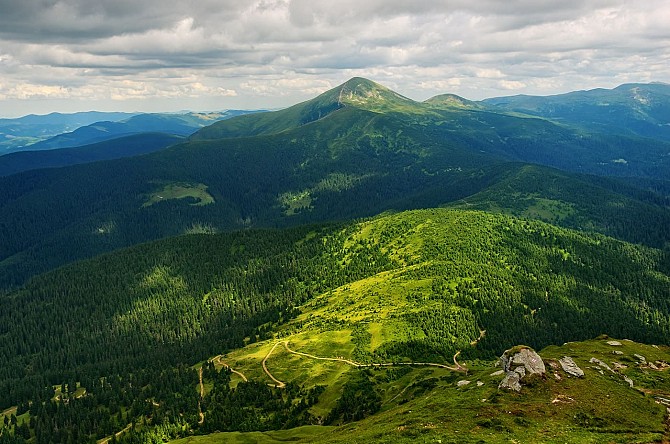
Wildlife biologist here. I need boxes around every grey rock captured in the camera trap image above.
[489,370,504,377]
[623,375,634,388]
[634,353,646,362]
[501,347,546,375]
[514,366,526,378]
[606,340,622,346]
[589,357,614,373]
[499,371,522,392]
[457,380,471,387]
[476,381,484,387]
[559,356,584,378]
[612,350,624,355]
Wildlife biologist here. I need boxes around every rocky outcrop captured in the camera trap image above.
[498,346,545,392]
[501,347,546,375]
[559,356,584,378]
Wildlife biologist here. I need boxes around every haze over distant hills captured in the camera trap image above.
[0,111,136,154]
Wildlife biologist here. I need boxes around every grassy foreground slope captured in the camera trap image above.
[178,338,670,443]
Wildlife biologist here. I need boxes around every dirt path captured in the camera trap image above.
[261,340,467,389]
[197,366,205,425]
[471,329,486,346]
[282,342,361,366]
[1,406,17,417]
[98,424,132,444]
[262,342,287,388]
[282,341,466,372]
[211,355,248,382]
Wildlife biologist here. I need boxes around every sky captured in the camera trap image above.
[1,0,669,117]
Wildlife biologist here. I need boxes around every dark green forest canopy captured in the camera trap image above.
[1,209,668,411]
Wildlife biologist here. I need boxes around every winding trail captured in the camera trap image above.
[211,355,248,382]
[260,341,467,387]
[262,342,287,388]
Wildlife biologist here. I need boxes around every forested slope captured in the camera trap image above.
[1,208,668,414]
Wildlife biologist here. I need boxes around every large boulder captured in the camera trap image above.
[501,346,546,375]
[498,346,546,392]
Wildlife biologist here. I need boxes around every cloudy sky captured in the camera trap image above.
[0,0,669,117]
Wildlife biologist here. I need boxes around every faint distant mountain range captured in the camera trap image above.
[0,109,262,155]
[0,132,184,177]
[0,111,136,153]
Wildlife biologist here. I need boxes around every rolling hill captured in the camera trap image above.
[0,133,183,176]
[2,78,670,289]
[23,110,257,152]
[0,111,137,154]
[484,82,670,141]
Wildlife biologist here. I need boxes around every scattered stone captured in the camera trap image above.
[476,381,484,387]
[499,371,522,392]
[612,362,628,370]
[559,356,585,378]
[490,370,504,377]
[554,373,562,381]
[634,354,647,363]
[590,357,614,373]
[650,363,659,370]
[655,396,670,407]
[606,341,622,346]
[551,394,574,404]
[612,350,624,355]
[548,361,560,370]
[457,380,471,387]
[623,375,634,388]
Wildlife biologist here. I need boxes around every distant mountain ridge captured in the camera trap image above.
[0,111,137,154]
[484,82,670,140]
[0,133,184,177]
[1,78,670,288]
[24,110,258,152]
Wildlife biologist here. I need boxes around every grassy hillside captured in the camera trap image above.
[447,163,670,247]
[1,208,669,442]
[174,338,670,443]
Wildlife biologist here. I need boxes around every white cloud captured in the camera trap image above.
[1,0,670,115]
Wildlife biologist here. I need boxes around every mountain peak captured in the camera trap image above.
[331,77,416,111]
[424,93,480,109]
